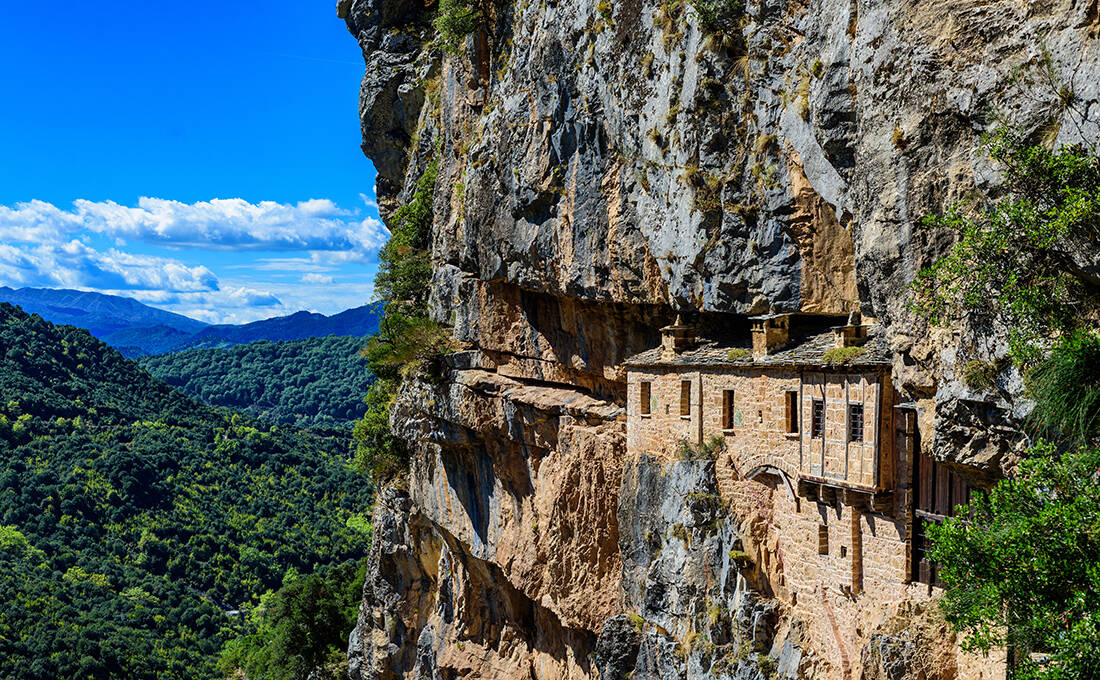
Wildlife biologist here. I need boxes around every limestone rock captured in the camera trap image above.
[339,0,1100,678]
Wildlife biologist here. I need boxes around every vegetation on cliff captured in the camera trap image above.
[137,336,374,430]
[0,304,371,680]
[916,131,1100,679]
[929,442,1100,679]
[433,0,487,53]
[912,128,1100,363]
[353,154,454,481]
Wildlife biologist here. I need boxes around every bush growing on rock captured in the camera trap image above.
[353,154,456,482]
[912,130,1100,363]
[917,125,1100,680]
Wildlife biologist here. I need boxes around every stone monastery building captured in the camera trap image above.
[624,313,977,604]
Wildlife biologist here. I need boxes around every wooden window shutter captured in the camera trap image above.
[722,390,735,429]
[640,381,651,415]
[785,391,798,433]
[680,380,691,417]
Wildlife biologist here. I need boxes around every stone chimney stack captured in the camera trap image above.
[751,314,791,358]
[834,310,868,348]
[660,314,696,360]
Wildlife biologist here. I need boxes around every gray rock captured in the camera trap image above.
[594,614,643,680]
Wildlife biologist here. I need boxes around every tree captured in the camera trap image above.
[218,561,368,680]
[928,442,1100,679]
[913,128,1100,680]
[912,130,1100,362]
[433,0,483,54]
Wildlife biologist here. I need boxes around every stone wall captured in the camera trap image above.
[626,365,891,490]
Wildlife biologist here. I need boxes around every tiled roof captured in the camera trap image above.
[623,327,892,369]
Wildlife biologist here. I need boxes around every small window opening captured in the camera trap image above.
[785,391,798,433]
[811,399,825,438]
[722,390,735,430]
[680,380,692,417]
[640,381,651,416]
[817,523,828,555]
[848,404,864,442]
[840,545,848,558]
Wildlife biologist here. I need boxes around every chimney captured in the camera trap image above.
[751,314,790,358]
[834,310,868,348]
[660,314,696,359]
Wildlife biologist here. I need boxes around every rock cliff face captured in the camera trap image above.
[339,0,1098,678]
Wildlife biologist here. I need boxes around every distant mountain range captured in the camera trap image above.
[0,286,380,357]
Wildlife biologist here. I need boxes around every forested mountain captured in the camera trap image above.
[0,303,372,680]
[168,305,380,352]
[0,287,380,357]
[138,336,373,429]
[0,286,207,339]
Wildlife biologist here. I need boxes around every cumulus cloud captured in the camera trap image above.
[0,195,383,324]
[0,239,218,292]
[0,197,387,259]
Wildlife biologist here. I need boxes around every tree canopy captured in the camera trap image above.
[914,129,1100,679]
[138,335,374,430]
[0,303,371,680]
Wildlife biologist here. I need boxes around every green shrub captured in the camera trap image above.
[677,434,727,460]
[911,131,1100,362]
[1025,330,1100,447]
[433,0,482,53]
[373,156,438,312]
[961,359,998,391]
[687,0,744,31]
[821,346,865,364]
[727,348,752,361]
[352,154,457,484]
[756,655,778,679]
[727,549,753,566]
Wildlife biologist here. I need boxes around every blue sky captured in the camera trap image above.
[0,0,384,323]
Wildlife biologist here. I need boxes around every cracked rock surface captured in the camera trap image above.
[340,0,1098,678]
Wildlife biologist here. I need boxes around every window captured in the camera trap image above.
[848,404,864,442]
[785,391,798,433]
[811,399,824,438]
[680,380,692,417]
[640,381,651,416]
[817,523,828,555]
[722,390,735,429]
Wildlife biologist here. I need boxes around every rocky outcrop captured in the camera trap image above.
[608,454,782,680]
[340,0,1099,678]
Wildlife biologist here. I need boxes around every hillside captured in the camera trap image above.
[0,286,207,339]
[0,286,381,357]
[138,336,373,429]
[170,305,380,352]
[0,303,372,680]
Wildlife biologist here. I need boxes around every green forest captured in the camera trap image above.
[0,304,372,680]
[138,336,373,430]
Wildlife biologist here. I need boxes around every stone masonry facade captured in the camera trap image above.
[623,317,1006,678]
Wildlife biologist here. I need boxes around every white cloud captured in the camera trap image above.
[0,195,385,325]
[0,197,388,260]
[0,239,218,292]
